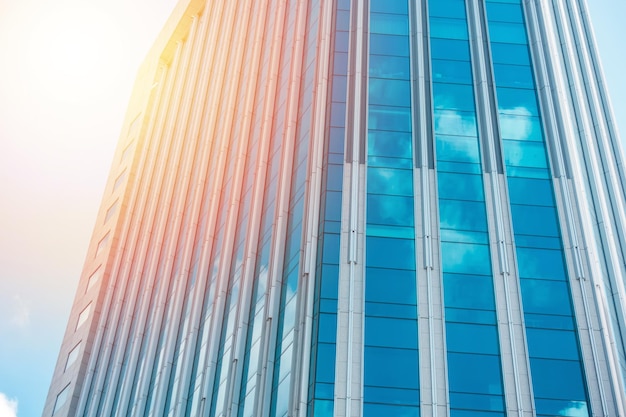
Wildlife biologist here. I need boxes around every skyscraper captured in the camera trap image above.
[43,0,626,415]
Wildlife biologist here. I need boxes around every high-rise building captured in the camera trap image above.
[43,0,626,416]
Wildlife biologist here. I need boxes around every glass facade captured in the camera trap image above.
[429,1,506,415]
[45,1,626,417]
[484,1,591,415]
[364,1,420,416]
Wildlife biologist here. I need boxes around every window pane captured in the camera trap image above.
[503,139,549,169]
[436,135,481,164]
[439,200,488,232]
[369,78,412,107]
[366,268,417,305]
[446,323,500,354]
[437,173,484,201]
[526,328,580,360]
[364,386,419,406]
[450,392,505,412]
[365,317,418,349]
[430,17,469,40]
[369,105,412,131]
[363,403,419,417]
[371,12,409,35]
[53,384,70,415]
[441,242,492,275]
[370,34,410,56]
[493,64,534,89]
[486,2,525,23]
[510,204,559,237]
[499,114,543,141]
[315,343,336,383]
[516,248,566,280]
[433,83,476,111]
[367,237,416,270]
[430,38,471,61]
[491,42,531,65]
[367,167,413,196]
[370,0,408,14]
[488,21,528,44]
[434,110,477,136]
[507,177,554,206]
[448,352,503,394]
[368,130,413,159]
[530,358,587,400]
[444,274,496,311]
[496,87,539,116]
[429,0,467,19]
[364,346,419,388]
[432,59,473,84]
[367,194,414,226]
[520,279,573,316]
[534,399,589,417]
[370,55,410,79]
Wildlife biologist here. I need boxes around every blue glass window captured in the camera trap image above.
[436,135,481,165]
[432,59,473,84]
[369,105,412,132]
[439,200,488,232]
[370,0,408,15]
[371,12,409,36]
[433,83,477,111]
[430,17,469,40]
[446,323,500,354]
[365,317,418,349]
[487,21,528,44]
[430,38,471,61]
[434,110,477,137]
[367,167,413,196]
[516,247,566,280]
[429,0,467,19]
[437,173,485,201]
[367,194,414,226]
[441,242,492,275]
[493,64,534,89]
[520,279,573,316]
[370,55,411,80]
[366,237,415,270]
[496,87,540,116]
[447,353,504,394]
[366,268,418,305]
[364,346,419,388]
[526,328,580,360]
[507,177,554,206]
[490,42,531,66]
[369,78,412,107]
[486,3,524,23]
[370,34,410,56]
[530,358,587,400]
[444,274,497,311]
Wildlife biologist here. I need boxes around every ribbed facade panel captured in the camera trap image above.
[44,0,626,416]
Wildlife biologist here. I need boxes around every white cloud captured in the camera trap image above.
[558,401,589,417]
[0,393,18,417]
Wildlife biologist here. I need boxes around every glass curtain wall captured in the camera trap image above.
[270,0,321,415]
[484,1,591,416]
[428,0,506,415]
[307,0,351,416]
[364,0,420,415]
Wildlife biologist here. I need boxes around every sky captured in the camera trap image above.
[0,1,624,417]
[0,1,177,416]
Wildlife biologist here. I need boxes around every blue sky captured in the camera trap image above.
[0,1,624,417]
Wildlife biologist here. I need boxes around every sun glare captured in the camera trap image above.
[24,3,126,103]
